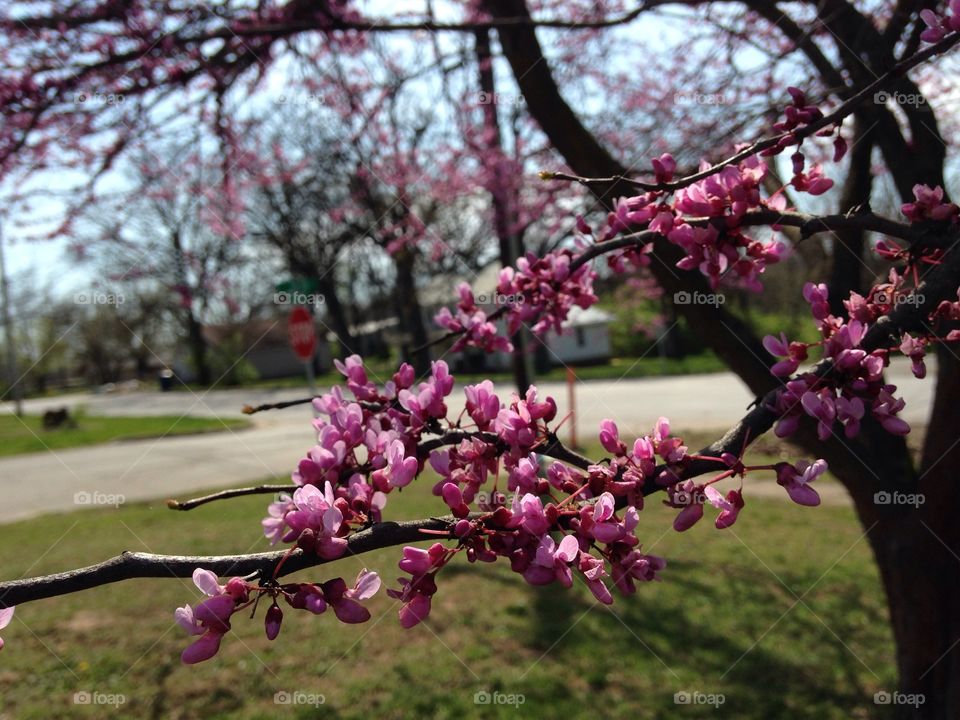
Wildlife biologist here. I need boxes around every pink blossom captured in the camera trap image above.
[611,551,666,595]
[599,419,626,455]
[507,453,541,495]
[703,486,744,529]
[262,492,295,545]
[665,480,705,531]
[652,153,676,183]
[873,386,911,435]
[389,543,446,628]
[372,440,419,490]
[511,493,552,535]
[464,380,501,430]
[283,483,349,558]
[578,552,614,604]
[523,534,580,586]
[802,282,830,321]
[791,163,834,196]
[321,569,381,624]
[581,492,639,543]
[175,569,248,664]
[835,396,865,438]
[497,250,598,335]
[801,390,837,441]
[334,354,378,401]
[440,482,470,518]
[776,459,827,506]
[0,606,14,651]
[264,603,283,640]
[900,333,928,379]
[919,4,960,43]
[902,184,960,222]
[763,332,806,376]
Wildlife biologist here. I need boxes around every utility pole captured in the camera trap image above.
[0,220,23,416]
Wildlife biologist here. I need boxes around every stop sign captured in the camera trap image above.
[288,306,317,360]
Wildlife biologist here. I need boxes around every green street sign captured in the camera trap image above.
[275,277,320,294]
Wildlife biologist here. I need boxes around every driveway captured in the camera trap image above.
[0,358,933,522]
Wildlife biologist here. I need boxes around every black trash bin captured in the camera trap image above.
[158,369,174,392]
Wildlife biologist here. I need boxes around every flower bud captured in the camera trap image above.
[265,603,283,641]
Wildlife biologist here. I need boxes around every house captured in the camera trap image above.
[173,317,332,382]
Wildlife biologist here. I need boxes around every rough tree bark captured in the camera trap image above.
[393,245,432,375]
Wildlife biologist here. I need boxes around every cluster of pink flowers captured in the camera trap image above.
[434,283,513,353]
[391,411,827,627]
[175,567,380,664]
[580,152,789,290]
[261,356,457,546]
[920,2,960,42]
[901,184,960,223]
[434,249,597,352]
[497,250,598,335]
[390,485,668,627]
[167,351,838,652]
[765,280,912,439]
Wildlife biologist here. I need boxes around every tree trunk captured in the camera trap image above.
[474,27,532,394]
[393,246,431,375]
[314,273,355,358]
[185,311,211,386]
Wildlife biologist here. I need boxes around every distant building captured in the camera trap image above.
[173,317,332,382]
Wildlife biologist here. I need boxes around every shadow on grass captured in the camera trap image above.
[513,558,889,719]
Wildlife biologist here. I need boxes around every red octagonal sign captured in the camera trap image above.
[288,306,317,361]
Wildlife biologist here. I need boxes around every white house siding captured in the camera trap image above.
[546,323,611,364]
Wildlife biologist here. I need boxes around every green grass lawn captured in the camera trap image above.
[0,412,251,457]
[0,470,894,719]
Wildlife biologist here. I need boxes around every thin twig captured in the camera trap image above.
[167,485,298,511]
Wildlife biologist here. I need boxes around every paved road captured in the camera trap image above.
[0,358,933,523]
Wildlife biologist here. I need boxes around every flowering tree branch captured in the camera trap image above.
[542,30,960,193]
[8,220,959,608]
